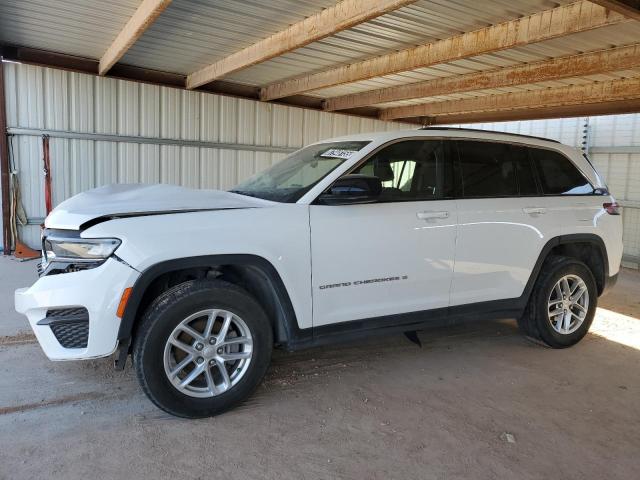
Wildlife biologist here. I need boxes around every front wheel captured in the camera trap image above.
[133,279,273,418]
[518,256,597,348]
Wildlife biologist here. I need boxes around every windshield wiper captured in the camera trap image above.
[229,189,260,198]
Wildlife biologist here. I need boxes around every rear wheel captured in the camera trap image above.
[518,256,597,348]
[133,279,273,418]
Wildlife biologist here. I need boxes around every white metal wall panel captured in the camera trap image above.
[456,117,584,146]
[3,63,409,248]
[140,84,161,185]
[70,72,94,132]
[590,114,640,147]
[44,68,68,130]
[590,150,640,260]
[95,77,118,135]
[623,208,640,259]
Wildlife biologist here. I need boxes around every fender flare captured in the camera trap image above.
[520,233,609,306]
[116,254,305,353]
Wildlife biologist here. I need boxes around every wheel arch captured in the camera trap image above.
[523,233,609,305]
[116,254,302,366]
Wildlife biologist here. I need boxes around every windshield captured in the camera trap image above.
[230,141,371,202]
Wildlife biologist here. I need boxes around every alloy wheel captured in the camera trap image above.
[547,274,589,335]
[163,309,253,398]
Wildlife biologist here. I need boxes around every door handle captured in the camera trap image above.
[522,207,547,215]
[417,210,449,220]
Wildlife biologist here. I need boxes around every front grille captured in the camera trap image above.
[39,307,89,349]
[46,307,88,320]
[50,322,89,348]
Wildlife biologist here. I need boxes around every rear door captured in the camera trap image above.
[451,140,548,305]
[528,147,601,231]
[309,139,457,327]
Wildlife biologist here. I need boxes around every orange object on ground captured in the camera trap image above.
[14,240,40,259]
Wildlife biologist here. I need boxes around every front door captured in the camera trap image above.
[309,139,457,327]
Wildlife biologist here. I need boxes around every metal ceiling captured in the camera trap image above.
[122,0,577,81]
[122,0,339,76]
[309,21,640,99]
[0,0,141,59]
[1,0,578,81]
[0,0,639,121]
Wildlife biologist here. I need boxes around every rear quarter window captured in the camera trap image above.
[530,148,593,195]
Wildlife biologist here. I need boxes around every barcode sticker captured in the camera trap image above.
[320,149,357,159]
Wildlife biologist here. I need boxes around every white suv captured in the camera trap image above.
[15,128,622,418]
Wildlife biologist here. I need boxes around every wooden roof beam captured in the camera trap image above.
[423,98,640,124]
[379,77,640,120]
[99,0,172,75]
[324,44,640,111]
[186,0,417,90]
[260,0,627,101]
[589,1,640,21]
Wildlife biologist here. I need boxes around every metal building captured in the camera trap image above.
[1,62,409,247]
[1,0,640,264]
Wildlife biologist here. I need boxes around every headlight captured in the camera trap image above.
[41,234,121,275]
[44,237,121,261]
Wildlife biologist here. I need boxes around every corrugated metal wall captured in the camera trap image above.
[458,116,640,263]
[589,115,640,263]
[3,62,640,264]
[2,63,409,248]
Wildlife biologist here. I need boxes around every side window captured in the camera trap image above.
[457,141,517,197]
[512,145,539,196]
[530,148,593,195]
[352,140,447,201]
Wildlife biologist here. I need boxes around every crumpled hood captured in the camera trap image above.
[45,183,274,230]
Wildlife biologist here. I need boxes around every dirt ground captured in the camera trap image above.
[0,257,639,480]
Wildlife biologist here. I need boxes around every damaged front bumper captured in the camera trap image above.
[14,258,140,360]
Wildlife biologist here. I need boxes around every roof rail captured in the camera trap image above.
[418,126,561,144]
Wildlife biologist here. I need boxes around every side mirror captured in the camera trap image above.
[319,174,382,205]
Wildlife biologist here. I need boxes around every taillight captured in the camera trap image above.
[603,202,621,215]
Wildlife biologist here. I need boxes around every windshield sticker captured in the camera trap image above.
[319,149,358,159]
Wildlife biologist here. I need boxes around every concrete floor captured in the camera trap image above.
[0,256,37,338]
[1,256,639,480]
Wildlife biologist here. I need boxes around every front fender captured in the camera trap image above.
[84,206,313,334]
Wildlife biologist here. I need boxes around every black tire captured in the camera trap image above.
[518,256,597,348]
[133,279,273,418]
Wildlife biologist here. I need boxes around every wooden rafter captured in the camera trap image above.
[324,44,640,111]
[186,0,417,90]
[99,0,173,75]
[379,78,640,120]
[260,0,626,101]
[589,1,640,21]
[426,99,640,125]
